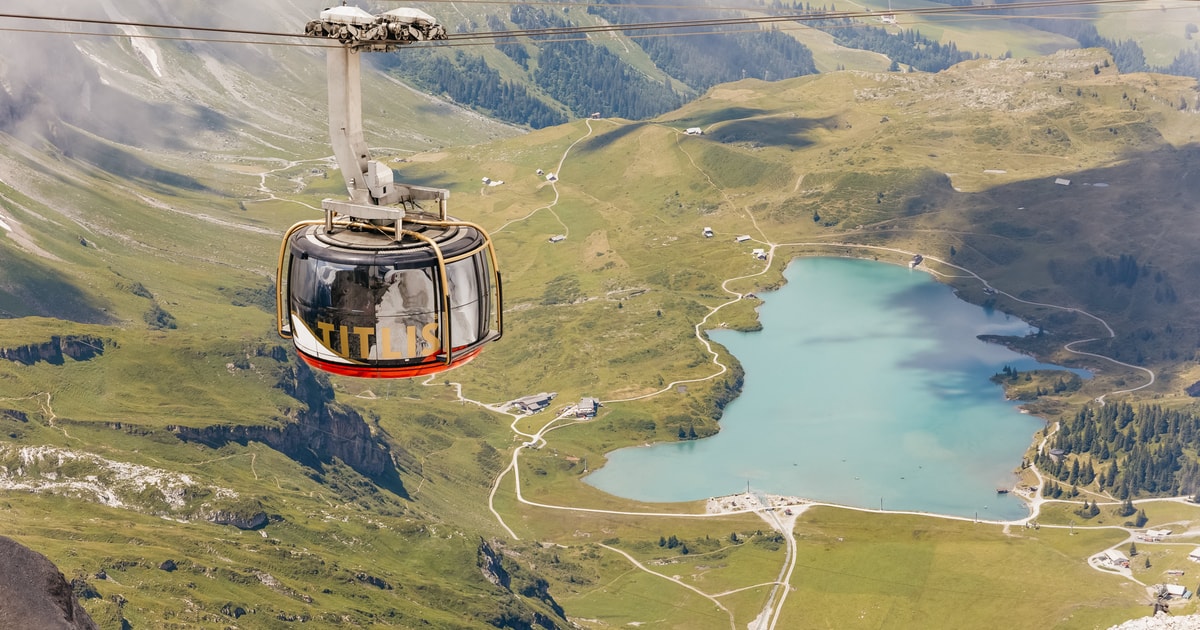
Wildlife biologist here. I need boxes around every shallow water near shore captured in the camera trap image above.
[585,256,1085,520]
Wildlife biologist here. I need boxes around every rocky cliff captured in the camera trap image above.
[477,539,567,630]
[171,359,403,491]
[0,335,107,366]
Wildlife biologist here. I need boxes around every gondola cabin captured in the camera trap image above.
[278,7,501,378]
[277,202,502,379]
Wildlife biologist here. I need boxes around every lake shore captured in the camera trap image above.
[586,257,1070,520]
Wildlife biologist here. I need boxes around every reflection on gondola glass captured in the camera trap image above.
[279,218,501,378]
[446,255,489,347]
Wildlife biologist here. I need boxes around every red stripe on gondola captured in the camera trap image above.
[297,347,484,379]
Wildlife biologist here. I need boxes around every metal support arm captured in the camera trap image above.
[323,45,452,235]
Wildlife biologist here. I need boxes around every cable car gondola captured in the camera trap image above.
[277,7,501,378]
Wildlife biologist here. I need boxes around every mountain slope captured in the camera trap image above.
[1,2,1200,627]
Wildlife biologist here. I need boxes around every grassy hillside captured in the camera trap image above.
[3,8,1200,627]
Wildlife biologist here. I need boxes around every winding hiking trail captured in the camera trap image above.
[425,119,1167,628]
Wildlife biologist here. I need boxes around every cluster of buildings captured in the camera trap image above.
[716,233,765,258]
[508,392,600,418]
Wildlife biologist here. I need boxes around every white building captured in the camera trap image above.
[1141,529,1171,542]
[702,227,714,238]
[576,397,600,418]
[686,127,703,135]
[1165,584,1189,598]
[512,392,557,414]
[1104,549,1129,567]
[735,235,751,243]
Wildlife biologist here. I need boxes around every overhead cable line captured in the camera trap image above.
[0,25,337,48]
[382,0,766,10]
[0,11,300,40]
[0,0,1182,50]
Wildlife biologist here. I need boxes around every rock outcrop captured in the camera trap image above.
[205,509,269,530]
[171,360,399,487]
[0,335,107,366]
[477,538,511,589]
[0,536,98,630]
[476,539,567,630]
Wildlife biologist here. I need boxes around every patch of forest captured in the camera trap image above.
[586,1,818,91]
[376,50,567,129]
[1036,401,1200,499]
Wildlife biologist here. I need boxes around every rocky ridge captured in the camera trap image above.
[0,335,107,366]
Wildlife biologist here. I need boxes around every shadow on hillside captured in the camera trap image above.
[852,142,1200,368]
[50,125,212,194]
[708,115,838,149]
[0,251,115,324]
[673,107,768,127]
[390,169,456,192]
[579,122,648,152]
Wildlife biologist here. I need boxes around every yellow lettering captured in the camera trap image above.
[379,328,406,359]
[316,321,335,347]
[352,327,373,359]
[421,322,441,357]
[338,325,350,356]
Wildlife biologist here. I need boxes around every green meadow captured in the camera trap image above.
[3,41,1200,627]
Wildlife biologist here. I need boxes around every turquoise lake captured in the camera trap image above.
[585,257,1083,520]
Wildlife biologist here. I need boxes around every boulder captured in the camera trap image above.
[0,536,98,629]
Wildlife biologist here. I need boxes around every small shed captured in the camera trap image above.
[702,227,714,238]
[1055,178,1071,186]
[686,127,703,135]
[751,248,766,260]
[549,235,566,243]
[735,235,751,243]
[1187,547,1200,563]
